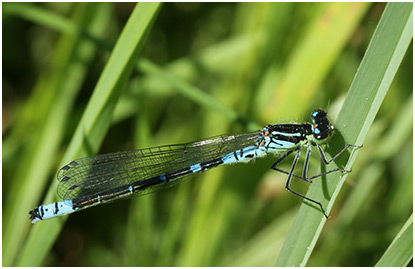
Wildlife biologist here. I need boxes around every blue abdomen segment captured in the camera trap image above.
[29,200,75,223]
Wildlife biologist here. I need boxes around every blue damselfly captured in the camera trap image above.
[29,109,361,223]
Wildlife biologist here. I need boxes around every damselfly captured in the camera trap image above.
[29,109,361,223]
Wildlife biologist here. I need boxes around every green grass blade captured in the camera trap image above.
[219,210,297,267]
[2,3,111,266]
[16,3,161,266]
[3,3,112,50]
[302,93,413,265]
[136,59,258,129]
[375,214,413,267]
[275,3,413,266]
[4,3,79,35]
[263,2,369,120]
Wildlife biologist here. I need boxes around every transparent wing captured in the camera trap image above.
[57,131,260,202]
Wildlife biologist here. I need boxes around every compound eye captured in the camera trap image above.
[313,126,329,140]
[314,131,328,140]
[311,109,326,122]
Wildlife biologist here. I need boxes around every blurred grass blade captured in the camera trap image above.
[263,2,369,120]
[2,3,111,266]
[4,3,80,35]
[375,214,413,267]
[219,210,297,267]
[137,59,257,129]
[16,3,161,266]
[275,3,412,266]
[3,3,112,50]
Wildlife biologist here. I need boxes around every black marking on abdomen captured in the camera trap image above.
[73,176,164,209]
[233,151,239,161]
[72,158,225,210]
[201,158,224,171]
[164,167,193,182]
[40,206,44,218]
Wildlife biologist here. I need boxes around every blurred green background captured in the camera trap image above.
[2,2,412,266]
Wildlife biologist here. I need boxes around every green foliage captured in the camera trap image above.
[3,2,412,266]
[376,214,413,267]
